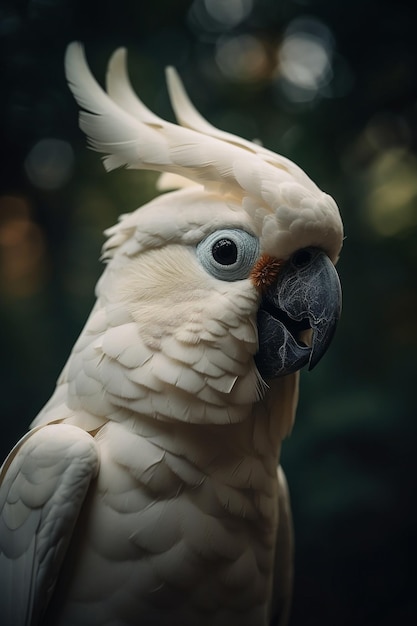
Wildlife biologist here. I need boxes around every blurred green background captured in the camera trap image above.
[0,0,416,624]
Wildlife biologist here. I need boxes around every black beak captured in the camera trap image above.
[255,247,342,378]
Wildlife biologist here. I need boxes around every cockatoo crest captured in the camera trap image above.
[65,43,343,263]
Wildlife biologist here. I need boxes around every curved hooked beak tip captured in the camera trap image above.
[255,247,342,379]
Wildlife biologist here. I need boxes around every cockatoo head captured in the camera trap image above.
[64,43,343,424]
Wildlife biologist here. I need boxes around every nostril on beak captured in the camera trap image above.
[291,248,314,269]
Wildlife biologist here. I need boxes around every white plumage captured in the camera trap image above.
[0,42,343,626]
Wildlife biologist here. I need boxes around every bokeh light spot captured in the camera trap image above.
[280,34,331,90]
[216,35,268,82]
[365,149,417,237]
[24,138,74,190]
[0,196,46,297]
[276,17,334,102]
[188,0,252,38]
[204,0,252,27]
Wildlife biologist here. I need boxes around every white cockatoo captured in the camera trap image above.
[0,43,343,626]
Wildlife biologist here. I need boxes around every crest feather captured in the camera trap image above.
[106,48,163,125]
[65,42,343,262]
[65,42,312,196]
[166,66,289,164]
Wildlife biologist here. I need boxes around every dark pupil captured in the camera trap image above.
[212,239,238,265]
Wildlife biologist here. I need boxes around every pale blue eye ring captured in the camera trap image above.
[196,229,260,281]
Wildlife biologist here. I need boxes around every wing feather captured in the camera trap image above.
[0,424,99,626]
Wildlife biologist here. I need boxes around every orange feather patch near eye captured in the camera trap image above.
[250,254,285,290]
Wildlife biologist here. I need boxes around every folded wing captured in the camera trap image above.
[0,424,99,626]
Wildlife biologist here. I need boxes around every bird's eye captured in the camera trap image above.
[212,238,238,265]
[196,229,260,281]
